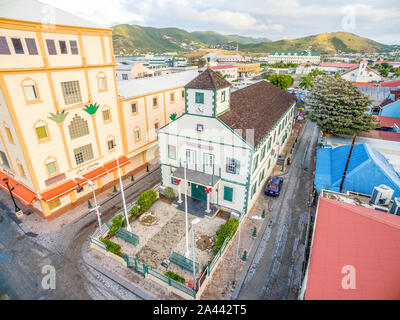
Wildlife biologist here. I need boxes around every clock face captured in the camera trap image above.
[196,105,204,113]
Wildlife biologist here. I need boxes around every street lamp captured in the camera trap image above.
[77,175,102,235]
[231,212,263,286]
[112,143,132,232]
[191,217,201,291]
[2,177,21,215]
[182,158,190,258]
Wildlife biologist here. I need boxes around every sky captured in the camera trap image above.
[40,0,400,44]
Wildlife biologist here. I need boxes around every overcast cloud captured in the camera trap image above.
[40,0,400,44]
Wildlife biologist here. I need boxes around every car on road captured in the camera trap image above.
[265,176,283,196]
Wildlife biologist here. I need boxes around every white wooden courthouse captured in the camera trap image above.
[157,69,296,216]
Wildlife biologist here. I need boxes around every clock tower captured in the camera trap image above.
[184,68,231,117]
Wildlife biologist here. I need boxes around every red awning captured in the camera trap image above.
[82,166,108,181]
[104,156,131,172]
[0,172,37,206]
[40,180,79,202]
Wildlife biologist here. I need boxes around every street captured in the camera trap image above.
[233,120,319,300]
[0,168,161,300]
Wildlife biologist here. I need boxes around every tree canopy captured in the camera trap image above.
[307,76,378,135]
[269,74,294,91]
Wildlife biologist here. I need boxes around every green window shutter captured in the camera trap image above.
[36,126,48,140]
[195,92,204,104]
[223,186,233,202]
[235,159,240,174]
[46,161,57,175]
[261,145,266,159]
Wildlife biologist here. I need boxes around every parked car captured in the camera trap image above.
[265,176,283,196]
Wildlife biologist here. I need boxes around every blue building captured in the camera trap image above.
[315,143,400,197]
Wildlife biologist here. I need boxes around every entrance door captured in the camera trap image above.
[191,183,207,201]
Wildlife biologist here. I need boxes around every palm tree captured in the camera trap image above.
[48,110,72,168]
[299,75,314,89]
[83,103,101,156]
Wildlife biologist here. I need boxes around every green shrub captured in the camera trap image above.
[165,271,185,284]
[100,238,121,255]
[164,187,175,200]
[137,189,157,212]
[107,214,125,236]
[130,205,139,216]
[213,218,239,255]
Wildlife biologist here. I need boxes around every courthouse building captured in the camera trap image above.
[157,69,296,215]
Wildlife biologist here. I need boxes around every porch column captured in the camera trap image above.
[178,182,182,203]
[205,187,211,213]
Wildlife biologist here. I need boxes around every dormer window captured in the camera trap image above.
[195,92,204,104]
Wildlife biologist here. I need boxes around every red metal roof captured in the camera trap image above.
[305,197,400,300]
[374,115,400,127]
[319,62,357,68]
[0,172,37,206]
[210,65,236,70]
[353,82,376,87]
[381,80,400,88]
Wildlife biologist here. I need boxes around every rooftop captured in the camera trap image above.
[304,196,400,300]
[380,80,400,88]
[218,80,296,147]
[209,65,237,70]
[117,70,198,99]
[319,62,358,68]
[185,68,231,90]
[0,0,104,29]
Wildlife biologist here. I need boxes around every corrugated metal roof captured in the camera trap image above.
[304,196,400,300]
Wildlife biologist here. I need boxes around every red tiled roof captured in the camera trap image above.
[381,80,400,88]
[341,65,384,80]
[304,197,400,300]
[340,65,359,75]
[358,130,400,142]
[218,80,296,147]
[210,65,236,70]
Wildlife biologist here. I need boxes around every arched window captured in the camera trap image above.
[16,159,26,177]
[107,135,115,151]
[21,78,41,104]
[33,120,50,142]
[134,127,141,142]
[44,156,59,177]
[102,105,111,123]
[97,71,108,92]
[68,114,89,139]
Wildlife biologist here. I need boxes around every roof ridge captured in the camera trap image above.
[323,197,400,230]
[208,69,217,90]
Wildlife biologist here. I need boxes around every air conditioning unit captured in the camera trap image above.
[390,197,400,215]
[373,205,389,213]
[370,185,394,205]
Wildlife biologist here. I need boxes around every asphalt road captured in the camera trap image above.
[0,168,161,300]
[233,120,319,300]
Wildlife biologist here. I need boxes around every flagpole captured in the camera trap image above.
[184,158,190,258]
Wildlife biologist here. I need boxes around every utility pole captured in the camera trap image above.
[339,133,357,193]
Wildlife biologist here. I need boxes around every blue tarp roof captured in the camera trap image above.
[315,143,400,197]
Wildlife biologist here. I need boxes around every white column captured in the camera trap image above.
[206,191,211,213]
[178,182,182,203]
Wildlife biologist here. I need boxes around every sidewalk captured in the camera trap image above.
[19,163,159,235]
[200,119,308,300]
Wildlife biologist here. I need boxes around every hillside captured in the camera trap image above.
[191,31,270,45]
[240,32,390,54]
[112,24,206,55]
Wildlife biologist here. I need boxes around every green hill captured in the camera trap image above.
[240,32,390,54]
[112,24,206,55]
[191,31,271,45]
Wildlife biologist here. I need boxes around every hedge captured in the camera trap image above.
[100,238,121,255]
[164,187,175,200]
[137,189,157,212]
[213,218,239,255]
[108,214,126,236]
[165,271,185,284]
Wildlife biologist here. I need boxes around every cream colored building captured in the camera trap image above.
[0,0,194,219]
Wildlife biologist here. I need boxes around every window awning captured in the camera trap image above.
[104,156,131,172]
[40,180,79,203]
[40,156,131,203]
[0,172,37,206]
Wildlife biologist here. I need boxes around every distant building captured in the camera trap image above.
[235,63,261,78]
[301,190,400,300]
[209,65,238,82]
[202,53,246,63]
[373,61,400,68]
[341,60,385,83]
[116,63,154,81]
[262,50,321,65]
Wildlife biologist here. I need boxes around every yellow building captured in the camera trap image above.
[235,63,261,78]
[0,0,195,219]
